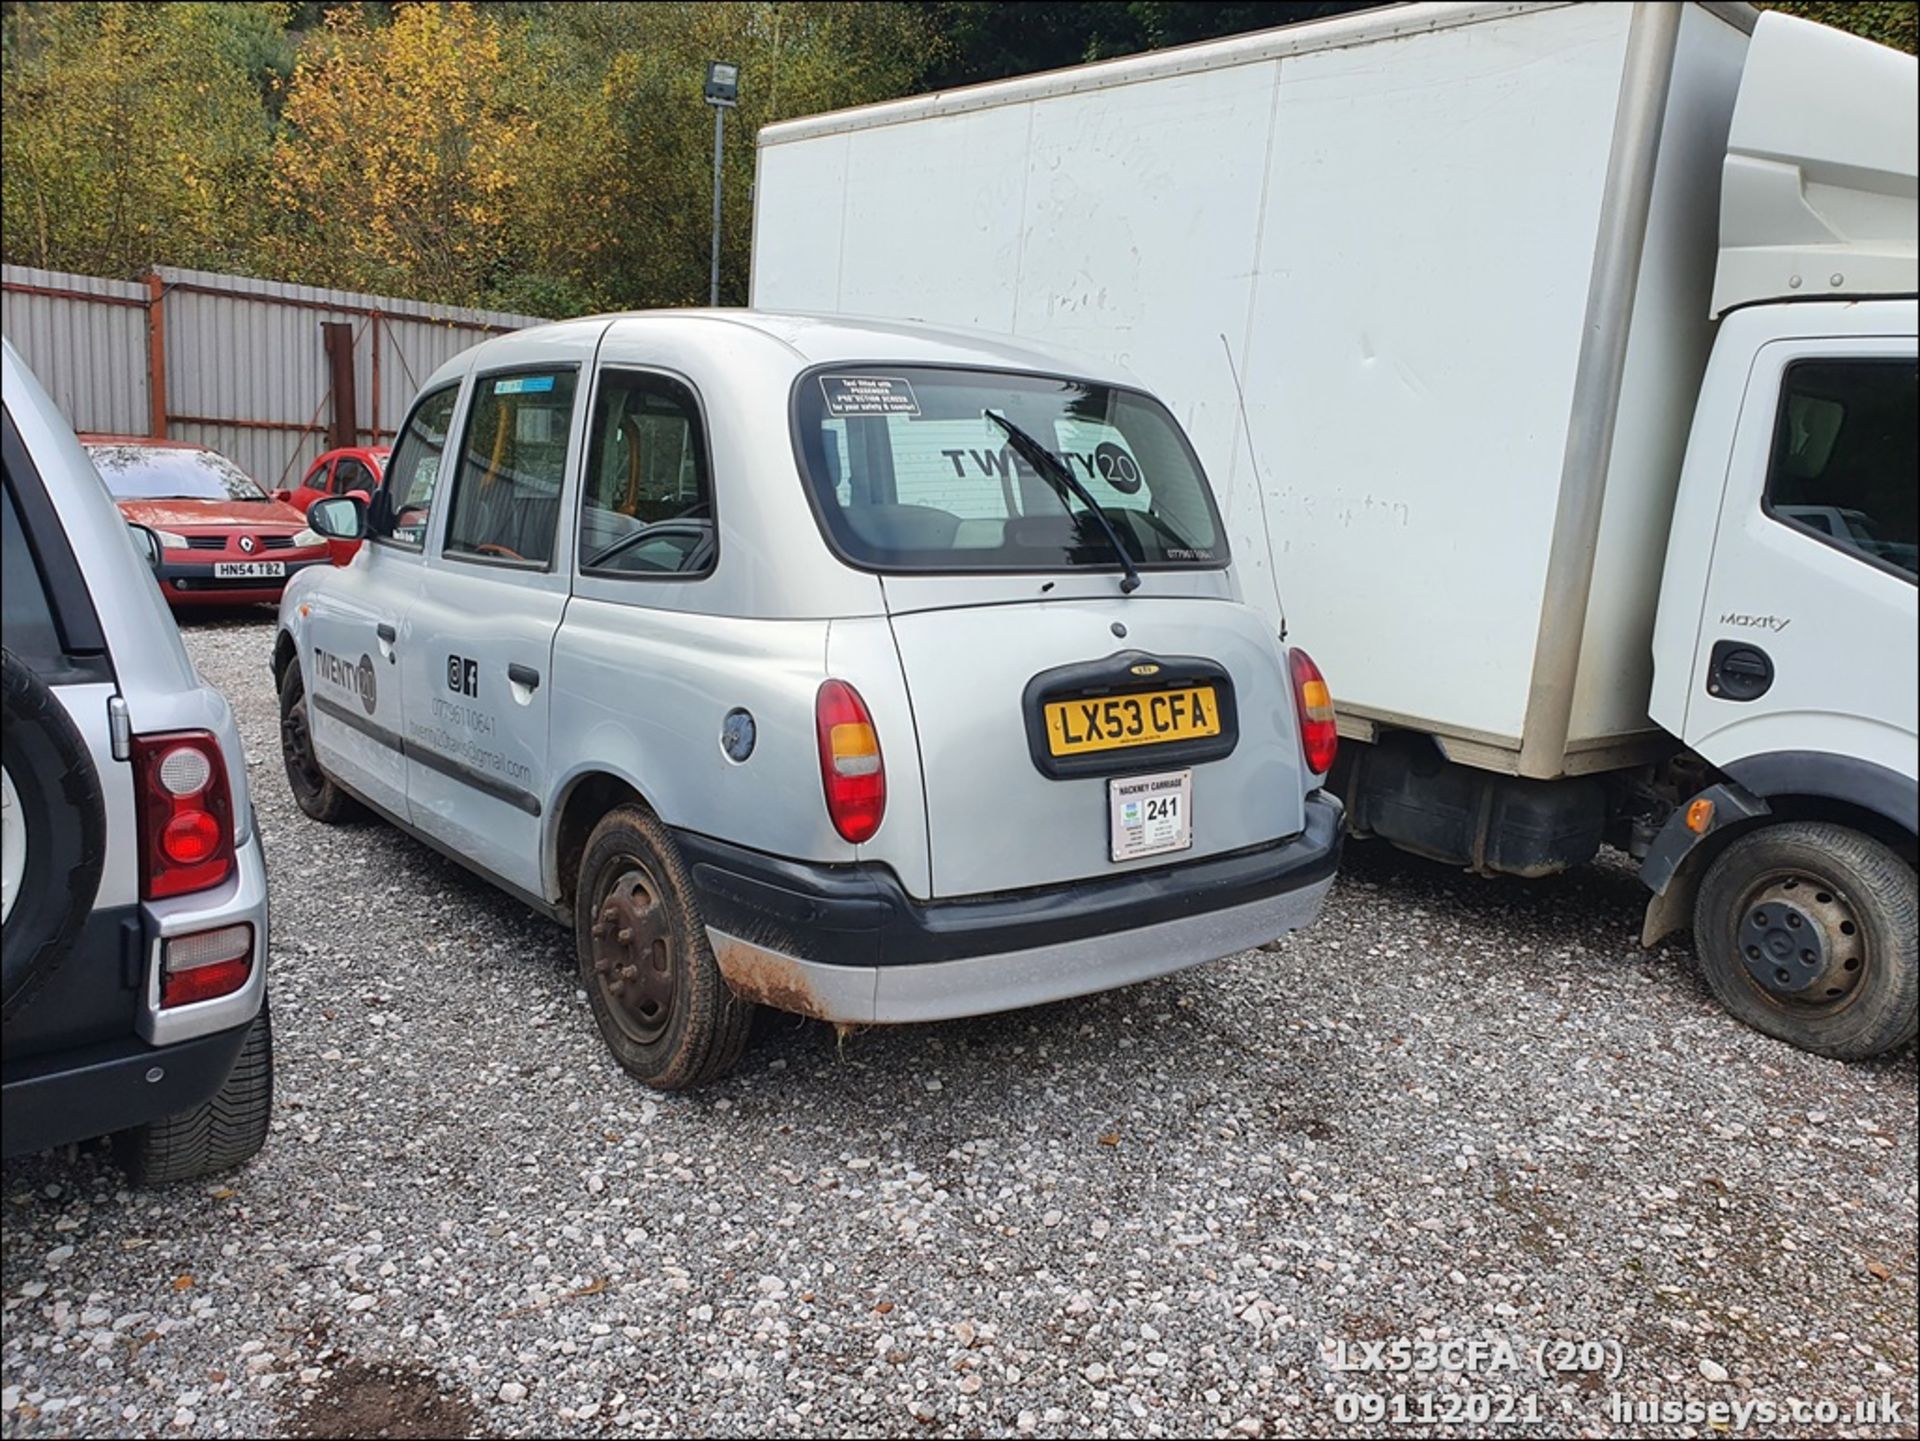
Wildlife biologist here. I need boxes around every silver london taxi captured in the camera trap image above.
[276,312,1342,1089]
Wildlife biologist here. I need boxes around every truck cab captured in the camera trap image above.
[1640,16,1916,1059]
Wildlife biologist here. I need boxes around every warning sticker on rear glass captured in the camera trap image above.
[819,375,921,418]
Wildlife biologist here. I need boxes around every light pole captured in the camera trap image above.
[704,61,739,307]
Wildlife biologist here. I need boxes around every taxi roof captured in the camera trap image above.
[419,309,1140,394]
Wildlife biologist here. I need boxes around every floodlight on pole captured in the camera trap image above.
[705,62,739,307]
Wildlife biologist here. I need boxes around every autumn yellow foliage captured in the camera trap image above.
[2,2,283,278]
[270,3,535,301]
[3,2,1908,314]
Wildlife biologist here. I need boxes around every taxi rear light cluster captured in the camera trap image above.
[161,923,253,1008]
[133,731,236,899]
[815,680,886,843]
[1289,648,1339,776]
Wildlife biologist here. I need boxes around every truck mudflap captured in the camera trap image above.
[1637,780,1771,945]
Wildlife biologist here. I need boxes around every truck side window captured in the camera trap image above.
[1765,358,1917,582]
[444,369,579,569]
[578,371,714,578]
[382,384,461,550]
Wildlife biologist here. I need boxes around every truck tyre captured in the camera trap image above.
[1694,822,1917,1060]
[278,665,362,824]
[575,804,753,1090]
[2,648,107,1024]
[115,1002,274,1186]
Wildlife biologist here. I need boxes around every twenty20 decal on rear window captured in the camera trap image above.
[794,366,1226,573]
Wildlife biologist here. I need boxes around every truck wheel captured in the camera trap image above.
[278,666,362,823]
[115,1002,274,1186]
[575,804,752,1090]
[2,648,107,1024]
[1694,822,1917,1059]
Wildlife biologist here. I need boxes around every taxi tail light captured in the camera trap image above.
[1289,648,1339,776]
[816,680,886,843]
[133,731,236,899]
[161,923,253,1007]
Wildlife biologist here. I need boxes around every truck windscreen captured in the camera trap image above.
[791,366,1227,573]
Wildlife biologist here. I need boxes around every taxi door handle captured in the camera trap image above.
[508,662,541,691]
[376,622,398,644]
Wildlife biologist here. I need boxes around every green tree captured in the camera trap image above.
[510,2,944,311]
[1,2,284,277]
[4,0,1909,308]
[919,0,1915,88]
[269,2,537,303]
[265,2,941,312]
[922,2,1380,87]
[1759,1,1916,54]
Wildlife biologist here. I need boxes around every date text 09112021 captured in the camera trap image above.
[1333,1391,1546,1427]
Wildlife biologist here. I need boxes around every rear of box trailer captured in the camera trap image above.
[751,1,1754,780]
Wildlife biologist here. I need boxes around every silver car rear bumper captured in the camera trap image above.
[709,870,1334,1025]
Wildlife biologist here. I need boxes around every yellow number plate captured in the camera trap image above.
[1044,685,1222,757]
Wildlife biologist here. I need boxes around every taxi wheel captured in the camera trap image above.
[575,804,752,1090]
[278,667,362,824]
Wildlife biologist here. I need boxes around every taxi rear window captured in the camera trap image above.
[792,366,1227,573]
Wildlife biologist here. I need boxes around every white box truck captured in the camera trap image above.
[750,2,1918,1057]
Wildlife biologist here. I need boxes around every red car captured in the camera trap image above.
[80,436,331,609]
[278,445,389,515]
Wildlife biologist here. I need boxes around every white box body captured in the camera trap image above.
[752,2,1756,774]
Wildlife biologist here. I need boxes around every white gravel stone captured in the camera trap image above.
[0,616,1910,1440]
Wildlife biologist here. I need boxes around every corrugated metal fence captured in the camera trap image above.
[2,264,543,490]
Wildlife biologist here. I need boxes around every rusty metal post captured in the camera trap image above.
[322,320,357,452]
[370,312,383,442]
[144,273,168,438]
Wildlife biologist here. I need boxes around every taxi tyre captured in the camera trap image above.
[1,647,107,1025]
[278,665,364,824]
[114,1001,274,1186]
[575,804,753,1090]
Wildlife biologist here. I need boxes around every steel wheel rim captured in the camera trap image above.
[281,692,327,801]
[1,765,23,928]
[1734,868,1867,1013]
[590,863,677,1047]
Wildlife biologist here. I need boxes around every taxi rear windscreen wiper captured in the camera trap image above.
[984,410,1141,595]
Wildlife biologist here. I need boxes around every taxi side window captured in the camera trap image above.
[578,371,714,578]
[381,385,460,549]
[444,370,579,569]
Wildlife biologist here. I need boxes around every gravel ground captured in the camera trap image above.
[3,612,1915,1440]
